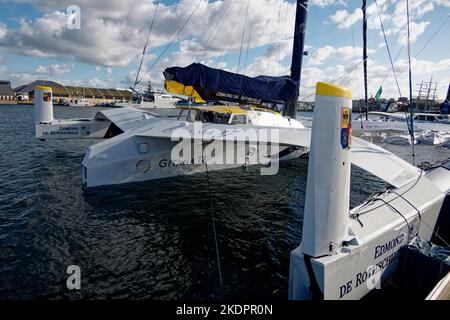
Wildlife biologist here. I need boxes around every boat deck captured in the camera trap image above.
[427,272,450,300]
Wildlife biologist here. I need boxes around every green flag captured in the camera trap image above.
[375,86,383,100]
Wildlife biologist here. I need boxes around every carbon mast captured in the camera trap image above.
[285,0,309,119]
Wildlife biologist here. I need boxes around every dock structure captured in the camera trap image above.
[426,272,450,300]
[0,80,16,104]
[13,80,133,105]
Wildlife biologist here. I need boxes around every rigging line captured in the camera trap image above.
[348,0,363,127]
[277,1,283,75]
[375,0,402,98]
[363,0,369,119]
[420,218,450,249]
[149,0,203,71]
[220,1,247,67]
[333,57,369,85]
[266,8,278,74]
[351,170,424,217]
[415,14,449,60]
[377,0,445,91]
[391,190,422,221]
[301,1,441,102]
[406,0,416,165]
[237,0,250,74]
[134,0,160,89]
[380,199,412,232]
[201,0,236,59]
[301,13,374,101]
[381,11,446,92]
[203,157,224,300]
[202,1,231,49]
[300,54,372,102]
[243,23,253,75]
[380,45,404,88]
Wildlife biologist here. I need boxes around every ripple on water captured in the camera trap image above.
[1,105,450,299]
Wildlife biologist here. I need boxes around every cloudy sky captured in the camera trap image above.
[0,0,449,100]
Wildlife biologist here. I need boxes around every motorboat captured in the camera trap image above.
[117,91,182,109]
[353,112,450,133]
[69,97,94,107]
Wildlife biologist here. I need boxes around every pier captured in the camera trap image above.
[0,80,16,104]
[12,80,133,106]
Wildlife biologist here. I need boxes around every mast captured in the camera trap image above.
[362,0,368,120]
[447,83,450,102]
[286,0,309,119]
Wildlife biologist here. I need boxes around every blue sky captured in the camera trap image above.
[0,0,449,100]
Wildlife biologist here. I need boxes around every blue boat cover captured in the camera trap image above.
[164,63,298,104]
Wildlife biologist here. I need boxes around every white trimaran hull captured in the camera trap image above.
[82,126,307,188]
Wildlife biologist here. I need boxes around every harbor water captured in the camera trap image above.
[1,104,449,299]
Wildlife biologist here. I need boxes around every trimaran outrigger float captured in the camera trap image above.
[33,0,450,300]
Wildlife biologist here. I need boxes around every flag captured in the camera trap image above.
[375,86,383,100]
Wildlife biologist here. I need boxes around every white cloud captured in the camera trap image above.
[2,0,449,99]
[295,54,450,101]
[328,0,445,47]
[59,78,117,88]
[329,8,363,29]
[308,45,375,65]
[395,58,450,75]
[0,23,7,40]
[308,45,335,65]
[8,63,74,86]
[34,63,73,75]
[378,0,436,44]
[310,0,344,7]
[1,0,348,71]
[0,0,300,69]
[398,21,431,45]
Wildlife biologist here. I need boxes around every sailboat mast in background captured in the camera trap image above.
[363,0,369,120]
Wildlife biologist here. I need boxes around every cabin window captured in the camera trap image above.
[426,116,437,122]
[216,113,231,124]
[230,115,247,125]
[177,109,186,120]
[199,111,214,123]
[198,111,231,124]
[179,109,196,121]
[416,115,427,121]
